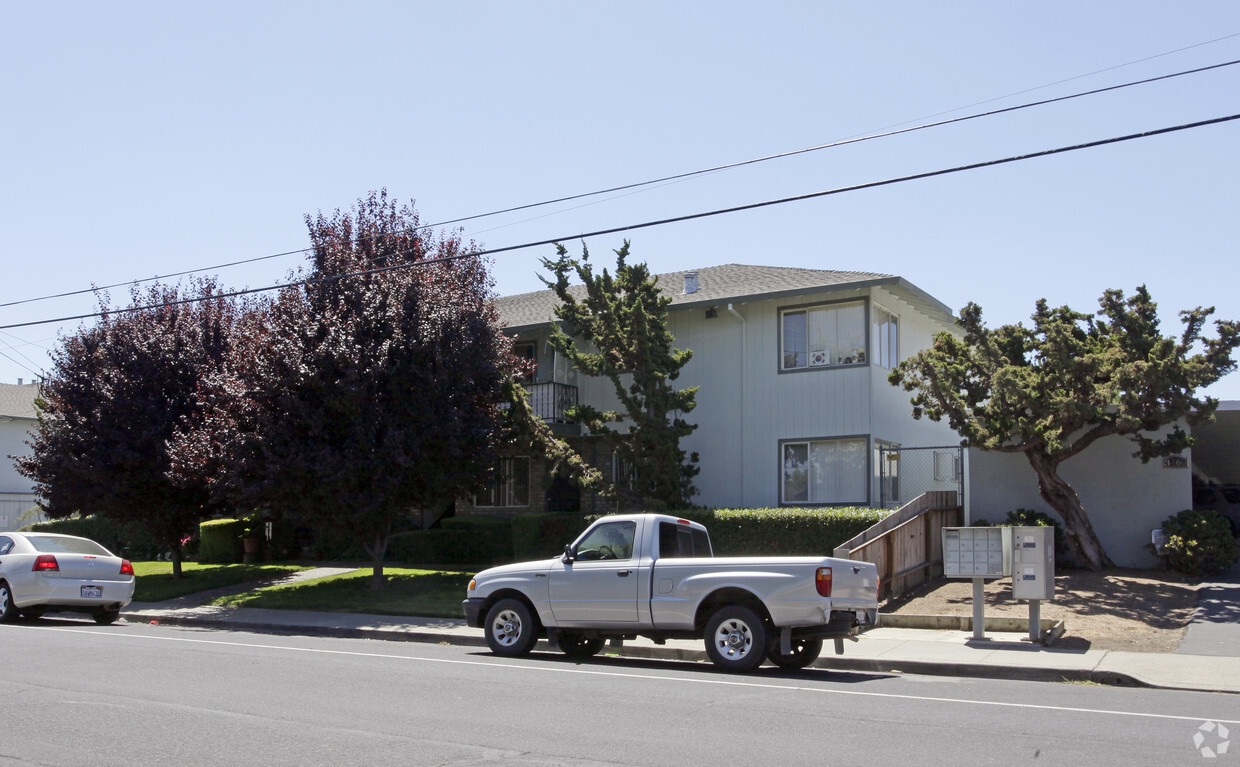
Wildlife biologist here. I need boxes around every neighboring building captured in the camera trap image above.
[0,382,42,532]
[462,264,963,515]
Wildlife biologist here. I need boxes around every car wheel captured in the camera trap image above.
[93,609,120,626]
[766,637,823,671]
[0,581,17,624]
[704,605,768,673]
[558,631,606,660]
[485,598,540,657]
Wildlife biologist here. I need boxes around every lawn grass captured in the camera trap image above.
[210,568,474,618]
[132,562,311,602]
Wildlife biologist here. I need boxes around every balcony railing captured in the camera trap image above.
[526,381,578,423]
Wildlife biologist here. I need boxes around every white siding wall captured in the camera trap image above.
[0,419,35,495]
[668,286,958,509]
[967,427,1191,567]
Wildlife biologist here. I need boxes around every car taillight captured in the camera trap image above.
[120,559,135,576]
[816,567,832,597]
[32,554,59,572]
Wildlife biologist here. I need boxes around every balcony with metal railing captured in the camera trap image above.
[525,381,578,426]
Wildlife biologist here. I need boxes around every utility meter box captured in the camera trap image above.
[1010,526,1055,600]
[942,526,1011,578]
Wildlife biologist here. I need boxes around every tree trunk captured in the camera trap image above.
[367,532,389,591]
[1025,450,1113,570]
[170,541,184,580]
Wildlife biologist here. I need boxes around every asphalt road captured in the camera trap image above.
[3,617,1238,766]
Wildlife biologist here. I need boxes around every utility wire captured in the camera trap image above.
[3,55,1238,312]
[3,111,1237,332]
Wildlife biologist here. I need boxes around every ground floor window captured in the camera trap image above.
[781,437,868,505]
[475,456,531,508]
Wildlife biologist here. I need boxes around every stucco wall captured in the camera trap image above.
[967,428,1191,568]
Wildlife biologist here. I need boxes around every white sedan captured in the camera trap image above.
[0,532,135,625]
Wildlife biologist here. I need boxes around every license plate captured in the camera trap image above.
[81,585,102,598]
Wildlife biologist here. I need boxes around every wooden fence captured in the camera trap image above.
[833,490,962,602]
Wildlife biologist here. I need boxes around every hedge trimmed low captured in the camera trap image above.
[25,515,161,560]
[198,518,245,564]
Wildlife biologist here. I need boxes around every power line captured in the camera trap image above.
[3,110,1236,332]
[3,55,1238,312]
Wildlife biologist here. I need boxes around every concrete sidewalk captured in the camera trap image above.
[119,599,1240,695]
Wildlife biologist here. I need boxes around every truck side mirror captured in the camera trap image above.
[562,544,575,564]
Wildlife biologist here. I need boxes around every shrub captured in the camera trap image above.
[197,519,245,564]
[511,513,593,560]
[1159,508,1239,576]
[25,515,161,560]
[700,507,888,556]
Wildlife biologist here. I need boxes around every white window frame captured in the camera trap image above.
[780,299,867,371]
[475,456,531,508]
[871,303,900,370]
[780,437,869,505]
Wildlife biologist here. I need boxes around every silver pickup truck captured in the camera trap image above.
[462,513,880,672]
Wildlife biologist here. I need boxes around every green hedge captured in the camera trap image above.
[515,507,887,560]
[198,519,245,564]
[25,515,161,560]
[701,507,889,556]
[512,513,593,560]
[390,517,515,565]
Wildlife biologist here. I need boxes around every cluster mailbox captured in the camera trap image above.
[1010,527,1055,601]
[942,527,1009,578]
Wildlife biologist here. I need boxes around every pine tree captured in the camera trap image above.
[541,241,699,509]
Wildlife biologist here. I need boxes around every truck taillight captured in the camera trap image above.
[120,559,135,576]
[32,554,59,572]
[816,567,832,597]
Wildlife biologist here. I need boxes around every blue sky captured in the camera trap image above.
[2,2,1238,399]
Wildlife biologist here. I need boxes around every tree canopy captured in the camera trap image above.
[171,190,515,588]
[541,241,699,509]
[17,280,238,576]
[889,285,1239,570]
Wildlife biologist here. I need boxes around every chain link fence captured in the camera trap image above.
[878,445,965,510]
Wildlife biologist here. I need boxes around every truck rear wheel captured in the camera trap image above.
[704,606,768,672]
[485,598,539,657]
[767,637,823,670]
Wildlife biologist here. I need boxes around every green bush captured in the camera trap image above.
[198,519,245,564]
[511,513,593,560]
[704,507,889,556]
[1159,508,1239,576]
[25,515,161,560]
[391,517,514,565]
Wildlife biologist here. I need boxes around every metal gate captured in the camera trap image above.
[878,445,965,510]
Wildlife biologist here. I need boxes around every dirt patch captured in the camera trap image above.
[882,569,1200,652]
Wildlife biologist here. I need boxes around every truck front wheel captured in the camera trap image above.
[704,606,768,672]
[485,598,540,657]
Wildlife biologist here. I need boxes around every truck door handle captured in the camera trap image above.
[617,570,632,577]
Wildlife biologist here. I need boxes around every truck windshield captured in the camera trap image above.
[658,522,713,558]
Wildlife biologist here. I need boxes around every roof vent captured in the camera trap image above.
[683,271,699,295]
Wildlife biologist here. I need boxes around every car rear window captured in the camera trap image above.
[26,535,112,556]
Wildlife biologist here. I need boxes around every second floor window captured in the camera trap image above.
[781,300,866,370]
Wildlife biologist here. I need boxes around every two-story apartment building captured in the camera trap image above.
[461,264,963,515]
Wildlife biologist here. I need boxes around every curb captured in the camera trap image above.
[125,611,1159,690]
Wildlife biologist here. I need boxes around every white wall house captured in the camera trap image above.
[0,382,42,532]
[468,262,1197,568]
[469,264,963,514]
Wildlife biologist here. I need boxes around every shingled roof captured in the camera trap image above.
[0,383,39,421]
[494,263,952,331]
